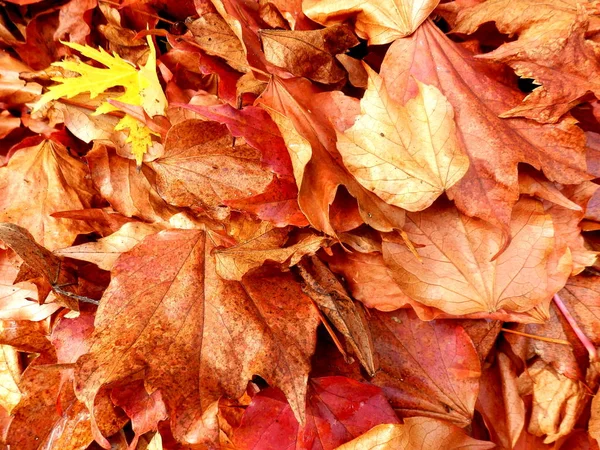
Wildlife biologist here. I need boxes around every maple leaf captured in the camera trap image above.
[234,377,400,449]
[33,36,167,165]
[259,25,359,84]
[337,64,469,211]
[0,138,97,251]
[150,119,274,214]
[383,197,569,316]
[381,20,590,232]
[455,5,600,123]
[303,0,440,44]
[73,229,319,446]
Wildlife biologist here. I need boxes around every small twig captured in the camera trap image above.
[52,285,100,306]
[501,327,571,346]
[553,293,598,361]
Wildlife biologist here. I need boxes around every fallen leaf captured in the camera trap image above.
[454,0,600,123]
[74,229,319,445]
[0,344,21,414]
[54,221,164,271]
[234,377,400,450]
[54,0,97,44]
[86,143,177,223]
[519,360,587,443]
[150,119,273,213]
[0,249,60,321]
[215,227,326,281]
[336,64,469,211]
[383,197,567,315]
[367,309,481,426]
[334,417,496,450]
[260,25,359,84]
[303,0,440,44]
[0,138,97,250]
[259,77,406,235]
[186,12,250,73]
[381,20,589,231]
[476,352,525,449]
[111,380,168,449]
[298,256,377,377]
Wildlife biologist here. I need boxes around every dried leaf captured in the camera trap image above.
[383,197,567,315]
[260,25,359,84]
[74,229,319,445]
[334,418,495,450]
[304,0,440,44]
[0,139,97,250]
[150,120,273,212]
[381,20,589,231]
[337,64,469,211]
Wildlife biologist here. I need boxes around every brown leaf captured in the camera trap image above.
[260,25,359,84]
[0,138,97,250]
[476,352,525,449]
[0,223,80,309]
[214,227,327,281]
[54,221,164,271]
[519,360,587,443]
[383,197,568,315]
[298,256,377,377]
[54,0,97,44]
[454,0,600,123]
[0,249,60,321]
[259,77,406,235]
[186,13,250,73]
[74,229,319,445]
[367,309,481,426]
[150,120,273,213]
[87,143,176,223]
[303,0,440,45]
[334,418,496,450]
[337,64,469,212]
[381,20,590,232]
[324,247,437,319]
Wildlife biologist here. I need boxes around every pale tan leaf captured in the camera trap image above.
[337,65,468,212]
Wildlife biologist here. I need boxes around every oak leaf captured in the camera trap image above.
[337,64,469,212]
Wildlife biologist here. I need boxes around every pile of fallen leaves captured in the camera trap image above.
[1,0,600,448]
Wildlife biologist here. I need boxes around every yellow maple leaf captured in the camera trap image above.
[33,35,167,165]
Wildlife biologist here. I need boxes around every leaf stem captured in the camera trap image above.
[553,293,598,361]
[501,327,571,346]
